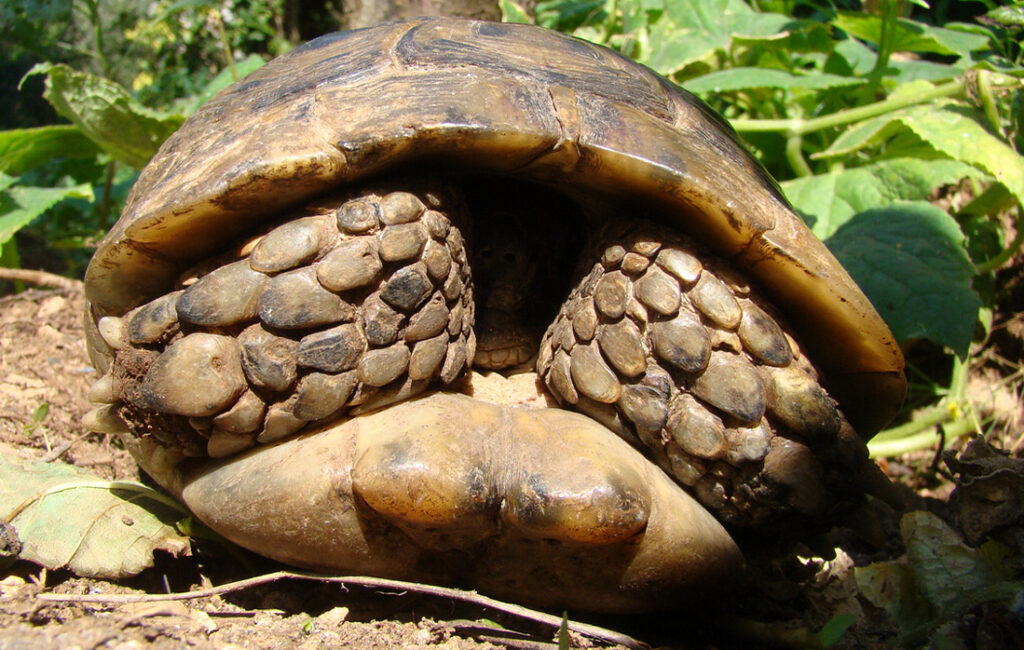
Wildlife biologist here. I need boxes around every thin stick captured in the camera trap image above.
[40,431,93,462]
[37,570,648,649]
[0,268,82,292]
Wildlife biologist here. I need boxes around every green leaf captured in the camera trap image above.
[833,38,878,75]
[818,613,856,647]
[855,560,935,636]
[0,183,94,247]
[987,6,1024,29]
[0,454,190,579]
[731,21,834,55]
[0,172,17,192]
[23,402,49,436]
[817,103,1024,207]
[620,0,663,35]
[500,0,534,24]
[825,202,981,356]
[23,63,184,169]
[0,126,102,176]
[817,112,908,158]
[901,511,1012,613]
[888,59,960,83]
[782,157,986,239]
[897,105,1024,207]
[535,0,604,32]
[813,82,939,158]
[685,67,864,93]
[644,0,791,76]
[191,54,268,110]
[834,12,989,60]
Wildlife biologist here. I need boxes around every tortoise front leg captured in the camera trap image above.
[86,184,476,457]
[537,221,871,530]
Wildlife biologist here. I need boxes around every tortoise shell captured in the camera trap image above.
[84,17,904,434]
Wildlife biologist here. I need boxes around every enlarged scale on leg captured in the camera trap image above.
[537,222,848,526]
[91,186,474,458]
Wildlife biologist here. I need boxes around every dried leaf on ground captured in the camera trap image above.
[0,453,189,579]
[856,510,1023,646]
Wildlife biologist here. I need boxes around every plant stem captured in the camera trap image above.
[862,0,898,99]
[0,240,25,293]
[82,0,109,78]
[975,206,1024,274]
[600,0,619,45]
[786,132,813,176]
[96,161,116,226]
[731,78,967,135]
[868,415,981,458]
[868,429,942,458]
[976,70,1004,137]
[872,403,955,442]
[213,10,238,82]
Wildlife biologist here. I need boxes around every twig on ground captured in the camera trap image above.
[40,431,94,462]
[0,269,82,293]
[36,570,648,649]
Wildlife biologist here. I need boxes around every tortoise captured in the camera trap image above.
[81,17,906,612]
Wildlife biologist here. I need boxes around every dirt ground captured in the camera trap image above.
[1,280,1022,649]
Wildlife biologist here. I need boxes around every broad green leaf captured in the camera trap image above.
[0,126,101,175]
[816,112,909,159]
[500,0,534,24]
[535,0,604,32]
[926,25,993,63]
[782,158,985,239]
[644,0,791,76]
[24,63,184,169]
[819,102,1024,207]
[0,183,93,247]
[685,67,864,93]
[897,105,1024,206]
[620,0,663,34]
[901,511,1012,613]
[191,54,268,110]
[833,37,877,75]
[855,559,935,635]
[825,202,980,356]
[987,6,1024,29]
[731,21,833,55]
[814,82,939,157]
[888,59,960,83]
[0,172,16,192]
[0,454,190,578]
[834,13,989,60]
